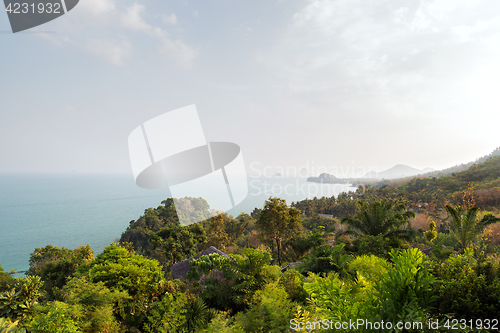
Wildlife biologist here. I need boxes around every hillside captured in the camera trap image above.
[388,147,500,186]
[293,155,500,217]
[395,155,500,195]
[363,164,435,179]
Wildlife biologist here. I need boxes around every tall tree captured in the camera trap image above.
[341,200,415,242]
[445,205,500,253]
[205,214,229,250]
[27,244,94,300]
[256,197,302,266]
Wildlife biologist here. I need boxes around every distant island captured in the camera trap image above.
[307,173,349,184]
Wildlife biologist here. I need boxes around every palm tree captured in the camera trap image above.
[340,200,415,242]
[445,205,500,253]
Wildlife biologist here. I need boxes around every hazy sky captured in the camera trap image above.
[1,0,499,177]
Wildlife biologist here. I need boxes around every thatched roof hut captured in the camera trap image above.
[170,246,228,279]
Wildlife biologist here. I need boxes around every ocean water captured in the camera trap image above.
[0,174,356,274]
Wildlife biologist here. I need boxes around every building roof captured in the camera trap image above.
[170,246,228,279]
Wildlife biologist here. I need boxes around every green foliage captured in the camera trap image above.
[27,244,94,300]
[142,292,188,333]
[0,317,26,333]
[432,249,500,319]
[256,197,303,266]
[348,255,389,286]
[303,272,367,323]
[368,248,435,324]
[0,265,13,293]
[346,234,395,257]
[424,221,438,242]
[200,311,245,333]
[63,276,124,333]
[298,244,353,278]
[233,282,296,333]
[24,302,81,333]
[341,199,415,243]
[0,276,42,321]
[278,269,308,304]
[150,222,207,267]
[74,243,165,330]
[301,215,337,233]
[174,197,214,226]
[204,214,230,251]
[188,248,280,311]
[225,213,255,248]
[426,234,454,261]
[120,198,207,267]
[445,205,500,253]
[80,243,163,297]
[284,227,326,262]
[184,297,216,332]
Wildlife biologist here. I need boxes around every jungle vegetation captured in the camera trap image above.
[2,152,500,332]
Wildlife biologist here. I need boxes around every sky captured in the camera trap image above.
[1,0,500,178]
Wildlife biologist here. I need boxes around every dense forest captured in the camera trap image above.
[2,152,500,332]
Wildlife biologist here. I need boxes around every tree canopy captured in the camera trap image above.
[256,197,302,266]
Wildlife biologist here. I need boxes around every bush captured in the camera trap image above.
[27,245,94,300]
[348,254,389,286]
[142,292,188,333]
[0,276,42,321]
[278,269,308,304]
[200,311,245,333]
[233,282,296,333]
[188,248,281,311]
[79,243,163,297]
[63,276,124,333]
[303,272,367,324]
[24,302,81,333]
[432,249,500,319]
[368,248,435,324]
[0,317,26,333]
[298,243,353,278]
[345,234,396,257]
[0,265,13,292]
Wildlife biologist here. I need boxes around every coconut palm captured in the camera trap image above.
[445,205,500,253]
[340,200,415,242]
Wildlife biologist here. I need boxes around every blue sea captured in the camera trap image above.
[0,174,356,274]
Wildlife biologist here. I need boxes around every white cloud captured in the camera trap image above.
[252,0,500,148]
[84,39,133,66]
[38,1,198,67]
[78,0,116,17]
[163,13,177,25]
[121,3,151,32]
[158,38,198,69]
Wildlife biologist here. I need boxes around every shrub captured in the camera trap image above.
[63,276,124,333]
[142,292,188,333]
[298,243,353,278]
[0,276,42,321]
[432,249,500,319]
[27,245,94,300]
[233,282,296,333]
[303,272,367,324]
[348,254,389,286]
[368,248,435,324]
[279,269,308,304]
[24,302,81,333]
